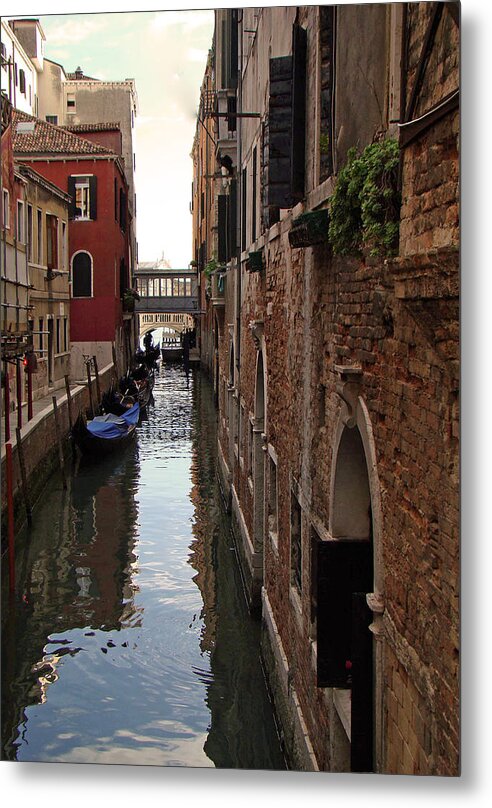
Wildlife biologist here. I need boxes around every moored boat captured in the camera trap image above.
[72,401,140,456]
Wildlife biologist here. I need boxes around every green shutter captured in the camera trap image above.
[350,592,374,772]
[217,195,227,263]
[89,175,97,220]
[291,24,307,202]
[314,536,373,688]
[67,176,76,220]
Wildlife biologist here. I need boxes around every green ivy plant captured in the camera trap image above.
[328,138,400,258]
[204,258,217,278]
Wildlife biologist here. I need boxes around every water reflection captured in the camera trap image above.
[1,365,285,769]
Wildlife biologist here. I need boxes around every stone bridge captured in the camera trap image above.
[134,266,200,340]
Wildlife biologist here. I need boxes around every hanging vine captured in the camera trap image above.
[328,138,401,258]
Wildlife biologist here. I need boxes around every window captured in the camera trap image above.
[68,176,97,221]
[36,208,42,263]
[241,167,247,251]
[16,200,26,243]
[290,492,302,593]
[61,222,67,270]
[67,93,76,110]
[2,189,10,230]
[119,188,126,231]
[38,317,44,353]
[75,178,89,219]
[72,251,92,298]
[19,68,26,95]
[252,146,257,243]
[27,204,33,261]
[46,115,58,125]
[268,454,278,539]
[56,318,61,354]
[46,214,58,269]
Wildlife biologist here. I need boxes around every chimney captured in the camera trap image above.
[75,66,83,79]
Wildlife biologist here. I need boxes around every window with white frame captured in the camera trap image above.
[75,177,90,219]
[16,200,26,243]
[2,188,10,230]
[72,251,93,298]
[69,175,97,221]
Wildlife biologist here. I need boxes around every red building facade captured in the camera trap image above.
[12,110,133,379]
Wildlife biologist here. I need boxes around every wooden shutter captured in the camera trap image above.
[350,592,374,772]
[228,178,237,258]
[314,536,373,688]
[267,55,293,212]
[217,195,227,263]
[46,215,57,270]
[291,24,307,202]
[89,175,97,220]
[67,176,76,220]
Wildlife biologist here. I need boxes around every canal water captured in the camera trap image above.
[1,365,285,769]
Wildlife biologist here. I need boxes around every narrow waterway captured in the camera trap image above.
[1,365,285,769]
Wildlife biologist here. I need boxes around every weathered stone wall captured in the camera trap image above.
[213,2,459,775]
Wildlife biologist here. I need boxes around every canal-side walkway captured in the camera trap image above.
[1,362,115,538]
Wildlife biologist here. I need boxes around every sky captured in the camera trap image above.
[10,4,216,269]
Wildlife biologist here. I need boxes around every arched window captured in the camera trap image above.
[72,251,92,298]
[332,426,372,540]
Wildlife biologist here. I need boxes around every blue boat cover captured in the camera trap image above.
[86,402,140,439]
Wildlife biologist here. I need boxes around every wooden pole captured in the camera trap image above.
[93,355,101,405]
[52,396,67,490]
[6,442,15,593]
[64,374,73,431]
[86,361,94,418]
[16,427,32,525]
[16,359,22,431]
[112,343,119,385]
[27,363,33,421]
[4,362,10,443]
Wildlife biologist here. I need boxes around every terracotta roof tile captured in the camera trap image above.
[12,109,115,156]
[62,122,121,133]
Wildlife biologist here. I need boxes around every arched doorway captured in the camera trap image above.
[314,392,383,773]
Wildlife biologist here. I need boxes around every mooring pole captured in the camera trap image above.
[93,355,101,405]
[86,361,94,418]
[52,396,67,490]
[27,363,33,421]
[16,359,22,431]
[112,343,119,385]
[4,362,10,442]
[16,427,32,525]
[6,442,15,593]
[64,375,73,431]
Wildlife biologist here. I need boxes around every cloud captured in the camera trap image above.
[149,10,214,33]
[41,17,108,46]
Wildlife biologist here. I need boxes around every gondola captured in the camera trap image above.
[161,344,183,362]
[72,401,140,456]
